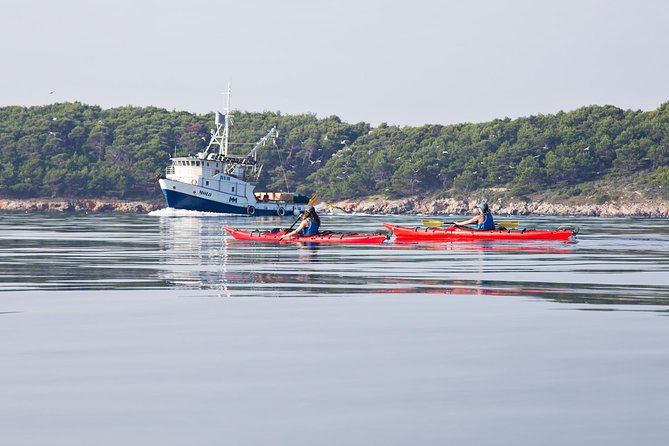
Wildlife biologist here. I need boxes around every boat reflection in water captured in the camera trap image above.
[386,239,577,254]
[157,212,235,296]
[210,236,582,301]
[155,216,668,310]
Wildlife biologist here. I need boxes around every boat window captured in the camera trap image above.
[232,187,235,192]
[205,181,209,186]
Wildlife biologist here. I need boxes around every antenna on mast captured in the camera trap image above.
[222,82,231,155]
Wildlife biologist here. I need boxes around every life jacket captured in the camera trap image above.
[476,212,494,230]
[300,217,320,235]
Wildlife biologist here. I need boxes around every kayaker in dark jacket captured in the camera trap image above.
[455,202,495,230]
[280,206,321,239]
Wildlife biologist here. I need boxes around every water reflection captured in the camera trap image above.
[158,215,232,295]
[387,240,576,253]
[297,243,321,260]
[2,212,669,313]
[0,213,169,291]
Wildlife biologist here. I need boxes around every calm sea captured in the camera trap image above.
[1,211,668,445]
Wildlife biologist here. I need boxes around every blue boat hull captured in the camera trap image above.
[161,189,295,216]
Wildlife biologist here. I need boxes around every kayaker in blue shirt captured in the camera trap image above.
[455,202,495,230]
[280,206,321,239]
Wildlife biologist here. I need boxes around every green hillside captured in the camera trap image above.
[0,101,667,201]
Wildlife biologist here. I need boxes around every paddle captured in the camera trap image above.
[421,219,519,229]
[286,194,318,233]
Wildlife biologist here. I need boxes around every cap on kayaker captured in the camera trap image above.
[302,205,316,217]
[476,202,489,212]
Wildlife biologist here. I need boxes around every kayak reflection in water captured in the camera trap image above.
[455,202,495,230]
[280,206,321,240]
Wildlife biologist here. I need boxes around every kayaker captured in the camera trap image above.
[280,206,321,239]
[455,202,495,230]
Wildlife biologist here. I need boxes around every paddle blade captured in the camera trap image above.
[497,220,519,229]
[308,194,318,207]
[422,219,448,227]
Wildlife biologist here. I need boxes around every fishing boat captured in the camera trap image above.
[384,223,578,242]
[158,85,310,216]
[224,226,389,244]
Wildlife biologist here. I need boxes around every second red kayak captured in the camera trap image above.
[384,223,578,242]
[224,226,389,244]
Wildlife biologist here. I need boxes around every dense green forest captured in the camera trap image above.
[0,101,667,201]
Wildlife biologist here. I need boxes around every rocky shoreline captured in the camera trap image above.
[327,194,669,217]
[1,195,668,217]
[0,198,164,214]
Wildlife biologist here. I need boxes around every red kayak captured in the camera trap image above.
[384,223,577,242]
[224,226,389,244]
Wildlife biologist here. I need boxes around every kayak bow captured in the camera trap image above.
[224,226,389,244]
[384,223,577,242]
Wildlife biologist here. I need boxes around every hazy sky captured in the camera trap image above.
[2,0,668,126]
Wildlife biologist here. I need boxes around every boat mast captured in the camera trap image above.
[222,82,231,156]
[204,83,232,158]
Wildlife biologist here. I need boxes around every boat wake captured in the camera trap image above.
[148,207,249,218]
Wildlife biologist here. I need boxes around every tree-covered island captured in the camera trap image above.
[1,101,667,214]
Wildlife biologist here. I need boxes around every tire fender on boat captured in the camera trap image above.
[277,207,285,217]
[247,205,255,216]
